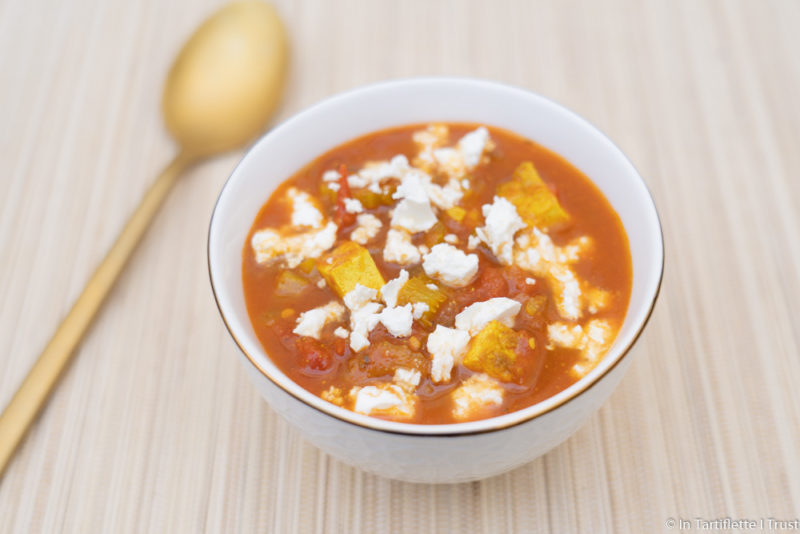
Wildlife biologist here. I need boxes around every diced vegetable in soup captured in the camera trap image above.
[242,123,632,424]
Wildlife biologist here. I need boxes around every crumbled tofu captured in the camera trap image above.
[451,373,504,420]
[380,269,409,308]
[251,221,338,268]
[378,304,414,337]
[288,187,324,228]
[350,213,383,245]
[427,325,471,383]
[390,172,438,232]
[474,196,526,265]
[383,229,422,265]
[343,284,383,352]
[393,367,421,390]
[422,243,479,288]
[333,326,349,339]
[444,233,459,244]
[318,241,386,297]
[454,297,522,336]
[344,197,364,214]
[412,302,429,319]
[547,319,615,377]
[292,301,346,339]
[320,386,344,406]
[351,384,416,419]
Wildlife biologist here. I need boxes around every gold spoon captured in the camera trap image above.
[0,1,288,476]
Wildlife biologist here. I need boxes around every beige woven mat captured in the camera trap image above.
[1,0,798,531]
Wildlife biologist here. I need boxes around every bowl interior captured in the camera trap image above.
[208,78,663,435]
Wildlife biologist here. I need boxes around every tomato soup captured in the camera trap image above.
[242,123,631,424]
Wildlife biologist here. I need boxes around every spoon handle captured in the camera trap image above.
[0,152,194,477]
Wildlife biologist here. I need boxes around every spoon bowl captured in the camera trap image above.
[163,0,288,157]
[0,0,288,477]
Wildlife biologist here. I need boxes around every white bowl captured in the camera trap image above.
[208,78,664,483]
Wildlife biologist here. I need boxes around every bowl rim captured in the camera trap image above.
[207,76,665,437]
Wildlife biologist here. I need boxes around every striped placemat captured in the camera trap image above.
[0,0,798,531]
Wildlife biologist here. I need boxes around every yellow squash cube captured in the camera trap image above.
[462,320,524,382]
[498,161,570,229]
[396,276,446,327]
[317,241,386,297]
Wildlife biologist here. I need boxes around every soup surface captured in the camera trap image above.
[242,123,631,424]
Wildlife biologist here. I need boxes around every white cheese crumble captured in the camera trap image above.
[427,325,471,383]
[333,326,350,339]
[383,229,422,265]
[348,154,411,192]
[350,213,382,245]
[474,196,526,265]
[426,283,439,291]
[513,228,592,320]
[458,126,491,168]
[322,169,341,183]
[393,367,421,389]
[292,301,345,339]
[422,243,479,288]
[452,373,504,420]
[547,319,614,377]
[380,269,409,308]
[525,277,537,285]
[342,283,375,309]
[320,386,344,406]
[316,278,327,288]
[444,233,459,244]
[454,297,522,336]
[422,178,465,210]
[430,127,491,180]
[412,302,429,319]
[288,187,324,228]
[390,171,438,232]
[351,384,415,418]
[344,197,364,214]
[378,304,414,337]
[343,284,383,352]
[251,221,338,268]
[551,266,581,320]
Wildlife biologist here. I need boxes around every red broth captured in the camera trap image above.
[242,123,631,424]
